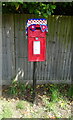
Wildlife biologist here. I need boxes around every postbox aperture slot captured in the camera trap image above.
[30,27,41,31]
[36,27,41,30]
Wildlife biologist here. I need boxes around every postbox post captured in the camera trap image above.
[33,62,37,102]
[26,18,48,102]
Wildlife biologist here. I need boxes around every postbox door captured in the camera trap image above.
[28,37,46,61]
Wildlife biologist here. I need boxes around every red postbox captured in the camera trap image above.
[26,19,48,61]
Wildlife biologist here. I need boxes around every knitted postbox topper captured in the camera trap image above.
[26,18,48,35]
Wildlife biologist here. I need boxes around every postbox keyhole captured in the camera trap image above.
[35,37,39,40]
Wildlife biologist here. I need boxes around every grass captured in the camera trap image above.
[42,96,71,118]
[68,85,73,98]
[16,100,27,110]
[1,83,72,118]
[2,106,12,118]
[8,81,33,97]
[0,110,3,120]
[8,81,27,95]
[0,103,12,119]
[49,84,59,102]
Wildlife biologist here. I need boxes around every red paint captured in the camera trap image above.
[28,25,47,61]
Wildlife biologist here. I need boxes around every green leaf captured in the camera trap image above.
[46,4,49,9]
[51,5,56,9]
[14,3,19,8]
[47,10,51,15]
[29,9,34,14]
[43,13,48,18]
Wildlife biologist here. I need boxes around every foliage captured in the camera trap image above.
[68,85,73,98]
[2,105,12,118]
[54,2,73,15]
[8,80,33,97]
[2,2,56,18]
[1,83,72,118]
[42,89,71,118]
[0,96,71,118]
[8,80,73,102]
[49,84,59,102]
[16,100,26,109]
[8,80,26,95]
[2,2,73,16]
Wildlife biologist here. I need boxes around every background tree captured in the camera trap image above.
[2,2,73,17]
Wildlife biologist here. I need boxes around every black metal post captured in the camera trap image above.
[33,61,37,102]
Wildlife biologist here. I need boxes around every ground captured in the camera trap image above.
[0,83,73,119]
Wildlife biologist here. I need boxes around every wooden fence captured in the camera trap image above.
[2,14,72,85]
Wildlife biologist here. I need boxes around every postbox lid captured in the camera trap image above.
[26,18,48,35]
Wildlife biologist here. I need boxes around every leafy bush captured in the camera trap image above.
[68,85,73,98]
[49,84,59,102]
[8,81,28,96]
